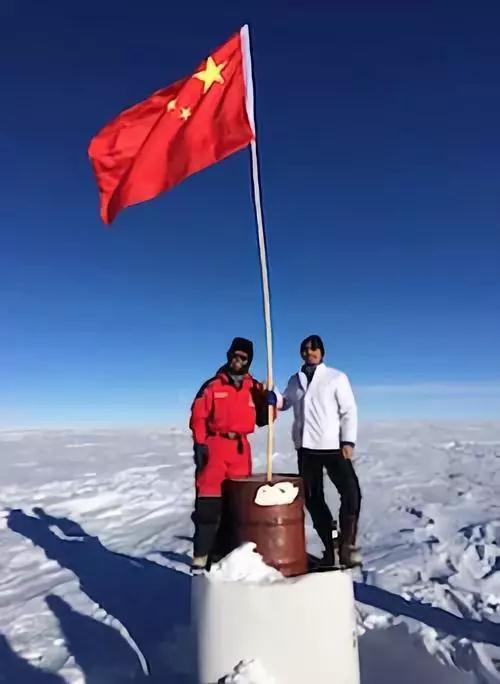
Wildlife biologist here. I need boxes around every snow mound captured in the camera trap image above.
[221,659,277,683]
[208,543,284,584]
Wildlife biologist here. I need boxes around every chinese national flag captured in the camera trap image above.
[88,27,255,224]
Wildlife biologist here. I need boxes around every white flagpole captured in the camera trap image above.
[241,25,275,482]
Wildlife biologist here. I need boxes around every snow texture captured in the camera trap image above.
[208,543,284,584]
[0,421,499,682]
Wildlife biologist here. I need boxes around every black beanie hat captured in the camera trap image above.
[300,334,325,358]
[227,337,254,367]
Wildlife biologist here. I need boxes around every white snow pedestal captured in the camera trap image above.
[193,569,360,684]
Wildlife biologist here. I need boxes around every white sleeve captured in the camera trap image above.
[336,373,358,444]
[276,376,295,411]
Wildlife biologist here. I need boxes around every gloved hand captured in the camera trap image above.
[193,443,209,473]
[265,390,278,407]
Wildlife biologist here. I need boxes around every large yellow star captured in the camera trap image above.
[193,56,227,94]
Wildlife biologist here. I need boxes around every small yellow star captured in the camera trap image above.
[166,99,177,112]
[193,56,227,94]
[179,106,192,121]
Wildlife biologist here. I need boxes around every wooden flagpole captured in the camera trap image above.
[241,26,275,482]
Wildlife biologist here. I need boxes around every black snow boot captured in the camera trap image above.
[339,514,362,568]
[308,519,337,569]
[320,524,336,566]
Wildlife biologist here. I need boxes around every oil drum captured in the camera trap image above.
[222,474,307,577]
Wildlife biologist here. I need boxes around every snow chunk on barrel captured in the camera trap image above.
[208,543,284,584]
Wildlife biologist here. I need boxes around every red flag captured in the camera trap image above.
[89,27,255,224]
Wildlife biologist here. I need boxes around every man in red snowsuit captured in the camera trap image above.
[189,337,271,569]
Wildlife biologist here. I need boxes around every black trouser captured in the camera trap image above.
[192,496,222,559]
[298,448,362,556]
[192,493,235,562]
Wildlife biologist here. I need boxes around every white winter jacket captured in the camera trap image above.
[278,363,358,450]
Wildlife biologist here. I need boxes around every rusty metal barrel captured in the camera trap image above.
[222,474,307,577]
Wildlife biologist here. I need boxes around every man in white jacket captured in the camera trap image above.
[277,335,362,567]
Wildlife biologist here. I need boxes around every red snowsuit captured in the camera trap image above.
[190,370,268,496]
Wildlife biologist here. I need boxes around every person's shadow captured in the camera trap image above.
[46,594,148,683]
[7,508,195,683]
[0,633,65,684]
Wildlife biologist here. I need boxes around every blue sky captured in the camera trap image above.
[1,1,499,426]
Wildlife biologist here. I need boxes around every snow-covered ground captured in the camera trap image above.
[1,422,500,683]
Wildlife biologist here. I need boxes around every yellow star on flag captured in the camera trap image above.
[166,99,177,112]
[179,106,192,121]
[193,56,227,94]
